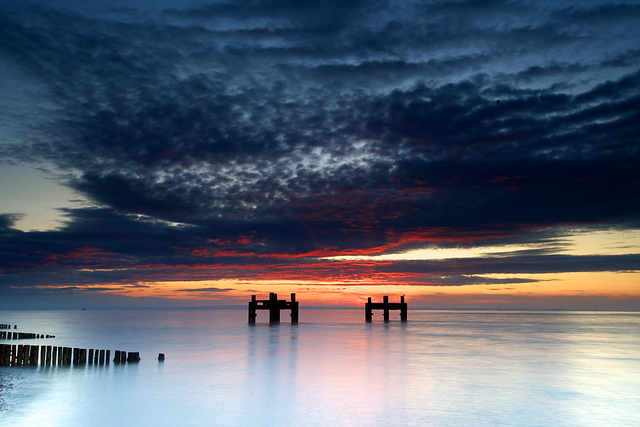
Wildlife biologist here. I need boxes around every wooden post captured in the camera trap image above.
[383,295,390,322]
[20,345,27,366]
[62,347,72,365]
[269,293,280,324]
[400,295,407,321]
[10,345,17,366]
[366,297,373,322]
[46,346,52,366]
[158,353,165,361]
[52,346,58,365]
[127,352,140,363]
[79,348,87,365]
[249,295,257,324]
[114,350,121,363]
[30,345,39,365]
[290,293,299,323]
[7,344,12,366]
[99,349,105,364]
[16,345,24,366]
[88,349,94,365]
[6,344,13,366]
[58,347,63,365]
[106,350,110,365]
[94,349,99,364]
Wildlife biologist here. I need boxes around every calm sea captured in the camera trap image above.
[1,309,639,426]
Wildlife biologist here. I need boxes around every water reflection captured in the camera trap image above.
[1,310,639,426]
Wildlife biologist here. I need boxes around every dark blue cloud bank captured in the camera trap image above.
[1,0,639,306]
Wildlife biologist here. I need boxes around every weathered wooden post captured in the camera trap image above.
[400,295,407,321]
[99,349,105,364]
[106,350,110,365]
[21,345,27,365]
[383,295,390,322]
[30,345,39,365]
[62,347,72,365]
[114,350,121,363]
[57,346,63,365]
[127,352,140,363]
[79,348,87,365]
[6,344,12,366]
[16,345,24,367]
[41,345,47,366]
[94,349,99,364]
[52,346,58,366]
[158,353,165,361]
[46,346,53,366]
[88,349,94,365]
[249,295,257,324]
[366,297,373,322]
[290,293,299,323]
[269,293,280,324]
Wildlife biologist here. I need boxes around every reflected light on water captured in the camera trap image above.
[1,310,639,426]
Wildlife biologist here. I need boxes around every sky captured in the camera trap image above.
[1,0,639,310]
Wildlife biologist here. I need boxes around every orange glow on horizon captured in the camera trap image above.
[43,270,639,310]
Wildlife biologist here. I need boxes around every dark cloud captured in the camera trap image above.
[0,0,639,297]
[0,214,23,231]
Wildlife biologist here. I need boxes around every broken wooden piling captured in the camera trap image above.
[248,293,299,324]
[365,295,408,322]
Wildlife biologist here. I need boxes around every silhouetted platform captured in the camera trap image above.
[248,293,299,324]
[365,295,407,322]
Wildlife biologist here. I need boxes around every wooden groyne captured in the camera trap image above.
[0,344,141,367]
[365,296,408,322]
[249,293,299,324]
[1,323,56,339]
[1,331,56,339]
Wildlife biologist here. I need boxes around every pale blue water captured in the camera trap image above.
[1,309,639,426]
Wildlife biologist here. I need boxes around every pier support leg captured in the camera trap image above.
[269,293,280,324]
[290,293,299,324]
[400,295,407,322]
[249,295,257,324]
[383,296,390,322]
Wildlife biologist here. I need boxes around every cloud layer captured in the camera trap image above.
[1,0,639,303]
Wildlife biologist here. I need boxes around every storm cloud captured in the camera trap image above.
[1,0,639,303]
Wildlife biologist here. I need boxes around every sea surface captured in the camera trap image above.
[1,309,639,426]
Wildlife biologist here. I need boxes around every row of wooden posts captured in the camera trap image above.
[0,323,16,329]
[249,293,408,324]
[0,344,140,367]
[1,331,56,339]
